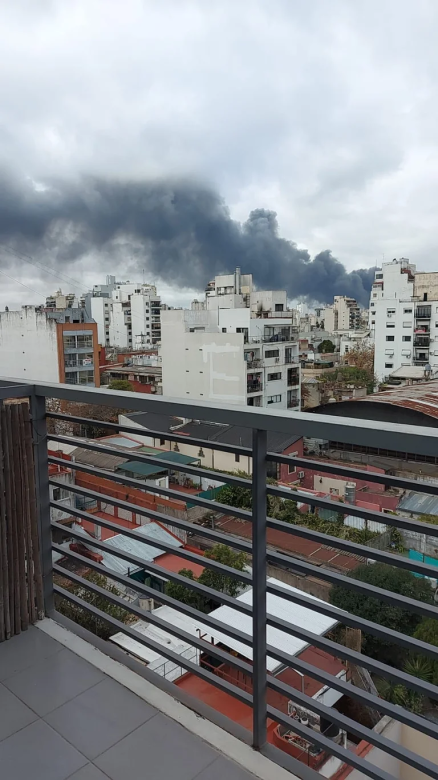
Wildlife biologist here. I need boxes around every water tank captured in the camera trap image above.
[345,482,356,505]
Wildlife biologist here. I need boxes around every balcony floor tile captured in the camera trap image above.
[0,719,88,780]
[66,766,111,780]
[0,624,62,681]
[94,713,218,780]
[0,683,38,742]
[3,648,105,716]
[44,677,156,760]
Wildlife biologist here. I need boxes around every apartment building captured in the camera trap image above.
[161,269,300,410]
[323,295,361,332]
[370,258,438,381]
[84,275,161,349]
[0,306,100,386]
[45,289,82,310]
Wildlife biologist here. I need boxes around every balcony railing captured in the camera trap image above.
[246,359,263,370]
[416,306,432,319]
[414,336,430,347]
[247,381,263,394]
[1,378,438,780]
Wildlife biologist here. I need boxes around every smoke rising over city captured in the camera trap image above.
[0,172,374,305]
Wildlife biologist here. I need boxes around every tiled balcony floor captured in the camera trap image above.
[0,625,258,780]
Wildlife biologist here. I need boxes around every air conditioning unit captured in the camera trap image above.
[298,471,305,479]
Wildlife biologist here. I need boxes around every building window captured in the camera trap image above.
[370,303,375,307]
[387,309,396,315]
[372,294,377,298]
[375,273,383,279]
[159,438,165,446]
[275,304,284,312]
[386,336,395,341]
[385,363,393,368]
[52,487,68,501]
[235,453,240,463]
[268,372,281,381]
[329,488,339,496]
[404,308,412,314]
[267,394,281,404]
[386,323,395,328]
[288,463,296,474]
[265,349,280,358]
[402,336,411,342]
[403,322,412,327]
[222,327,227,333]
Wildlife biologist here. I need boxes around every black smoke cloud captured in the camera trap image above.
[0,172,375,305]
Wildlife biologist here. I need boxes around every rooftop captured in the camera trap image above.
[83,521,182,576]
[351,379,438,420]
[116,460,169,478]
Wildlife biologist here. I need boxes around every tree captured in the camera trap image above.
[165,544,248,610]
[413,619,438,685]
[200,544,247,598]
[108,379,134,392]
[55,571,131,640]
[318,340,335,354]
[330,563,433,666]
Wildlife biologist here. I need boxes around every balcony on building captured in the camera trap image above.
[415,305,432,319]
[247,377,263,394]
[0,379,437,780]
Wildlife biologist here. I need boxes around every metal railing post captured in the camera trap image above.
[30,392,54,615]
[252,428,267,750]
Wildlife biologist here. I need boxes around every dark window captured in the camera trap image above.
[386,336,395,341]
[424,293,428,301]
[235,453,240,463]
[222,327,227,333]
[402,335,411,342]
[386,323,395,328]
[288,464,296,474]
[385,363,393,368]
[159,438,165,446]
[265,349,280,358]
[268,372,281,381]
[267,394,281,404]
[52,488,61,501]
[275,304,284,312]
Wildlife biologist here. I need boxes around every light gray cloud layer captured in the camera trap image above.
[0,0,437,307]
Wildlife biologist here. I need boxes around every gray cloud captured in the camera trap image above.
[0,172,374,304]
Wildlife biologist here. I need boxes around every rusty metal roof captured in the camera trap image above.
[358,380,438,420]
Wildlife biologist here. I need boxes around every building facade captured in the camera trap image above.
[85,276,161,349]
[323,296,361,332]
[0,307,100,386]
[161,269,300,410]
[370,258,438,381]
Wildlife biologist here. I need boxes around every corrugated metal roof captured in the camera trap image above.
[398,491,438,516]
[357,380,438,420]
[197,577,339,673]
[116,461,169,478]
[99,435,143,449]
[71,447,128,471]
[153,451,201,466]
[97,521,182,576]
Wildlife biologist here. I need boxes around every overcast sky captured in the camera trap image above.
[1,0,437,309]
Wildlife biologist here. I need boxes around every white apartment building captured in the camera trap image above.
[85,276,161,349]
[323,296,361,332]
[370,258,438,381]
[161,269,300,410]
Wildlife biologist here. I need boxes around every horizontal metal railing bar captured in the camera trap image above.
[267,678,438,780]
[48,435,250,488]
[54,585,253,707]
[51,498,252,554]
[263,610,438,700]
[266,515,438,580]
[265,579,438,664]
[53,568,253,676]
[264,641,438,743]
[51,521,254,616]
[268,483,438,540]
[268,451,438,496]
[0,384,34,400]
[48,457,252,520]
[52,547,254,648]
[50,508,251,584]
[5,376,436,455]
[268,706,429,780]
[266,547,438,621]
[48,417,252,457]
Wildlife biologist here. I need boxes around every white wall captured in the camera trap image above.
[90,297,106,344]
[0,308,60,382]
[109,302,129,348]
[371,261,415,381]
[161,310,246,404]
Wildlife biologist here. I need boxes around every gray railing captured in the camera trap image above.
[1,378,438,780]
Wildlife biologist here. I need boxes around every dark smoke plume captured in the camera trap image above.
[0,172,375,305]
